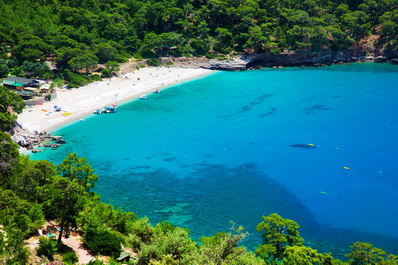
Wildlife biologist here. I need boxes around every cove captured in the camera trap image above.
[31,63,398,258]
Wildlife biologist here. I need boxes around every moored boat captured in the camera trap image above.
[103,106,117,113]
[140,95,148,100]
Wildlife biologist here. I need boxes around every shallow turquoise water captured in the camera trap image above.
[32,63,398,258]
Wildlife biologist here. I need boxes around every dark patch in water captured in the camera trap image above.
[238,94,273,113]
[259,107,277,117]
[95,163,398,260]
[304,104,331,114]
[133,165,151,169]
[291,144,317,149]
[163,157,177,162]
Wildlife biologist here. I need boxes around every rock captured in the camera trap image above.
[54,137,66,144]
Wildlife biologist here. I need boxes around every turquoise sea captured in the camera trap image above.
[31,63,398,258]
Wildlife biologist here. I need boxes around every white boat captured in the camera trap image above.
[103,106,116,113]
[154,89,161,94]
[140,95,148,100]
[93,109,102,115]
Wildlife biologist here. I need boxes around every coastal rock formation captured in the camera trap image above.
[9,123,66,151]
[167,48,398,71]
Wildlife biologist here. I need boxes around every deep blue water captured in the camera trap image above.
[31,63,398,258]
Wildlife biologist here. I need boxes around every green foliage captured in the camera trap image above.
[199,223,266,265]
[63,251,79,264]
[107,61,120,72]
[37,237,57,260]
[256,213,304,261]
[101,68,113,78]
[281,246,335,265]
[1,0,398,72]
[83,226,121,257]
[136,227,197,265]
[346,242,393,265]
[87,260,106,265]
[0,86,25,131]
[127,217,156,250]
[57,152,98,192]
[147,58,161,66]
[68,52,99,75]
[21,61,53,79]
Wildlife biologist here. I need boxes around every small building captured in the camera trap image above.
[39,84,51,93]
[2,76,36,90]
[116,252,131,262]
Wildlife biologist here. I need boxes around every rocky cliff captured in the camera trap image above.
[166,47,397,71]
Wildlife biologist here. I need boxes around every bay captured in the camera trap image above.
[31,63,398,258]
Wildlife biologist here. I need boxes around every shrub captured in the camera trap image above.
[36,237,57,260]
[63,251,78,264]
[91,74,102,81]
[87,260,105,265]
[101,68,112,78]
[147,58,161,67]
[84,228,121,257]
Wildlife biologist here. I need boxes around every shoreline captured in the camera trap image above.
[17,67,214,133]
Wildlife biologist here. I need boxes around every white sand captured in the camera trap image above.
[18,67,214,132]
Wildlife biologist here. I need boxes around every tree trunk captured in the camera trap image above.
[58,218,65,244]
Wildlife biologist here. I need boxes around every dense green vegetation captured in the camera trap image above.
[0,85,25,130]
[1,87,398,264]
[1,0,398,85]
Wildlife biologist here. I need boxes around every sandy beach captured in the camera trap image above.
[17,67,214,132]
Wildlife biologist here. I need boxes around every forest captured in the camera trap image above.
[1,0,398,86]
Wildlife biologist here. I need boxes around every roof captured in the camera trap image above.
[117,252,131,261]
[3,80,24,87]
[4,76,34,85]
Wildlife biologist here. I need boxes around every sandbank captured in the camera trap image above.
[17,67,214,132]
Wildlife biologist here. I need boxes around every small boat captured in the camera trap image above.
[154,89,161,94]
[140,95,148,100]
[93,109,102,115]
[103,106,117,113]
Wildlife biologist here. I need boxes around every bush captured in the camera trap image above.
[84,228,121,257]
[101,68,112,78]
[147,58,161,67]
[91,74,102,81]
[63,251,78,264]
[87,260,105,265]
[36,237,57,260]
